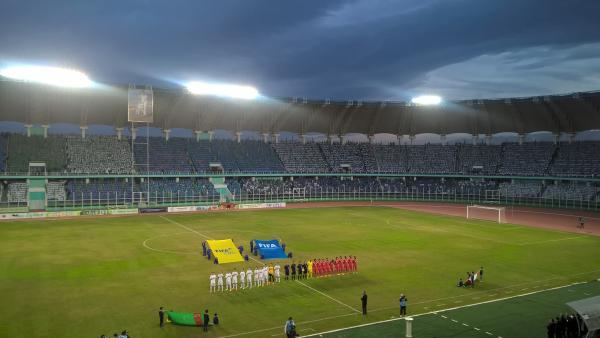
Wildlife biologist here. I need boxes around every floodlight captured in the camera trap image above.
[0,65,92,88]
[186,81,259,100]
[411,95,442,105]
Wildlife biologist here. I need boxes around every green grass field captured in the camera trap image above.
[1,206,599,338]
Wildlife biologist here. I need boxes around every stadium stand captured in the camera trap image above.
[7,182,27,203]
[407,145,458,174]
[319,143,369,173]
[457,144,502,175]
[272,142,329,173]
[549,141,600,177]
[372,144,409,173]
[498,142,555,176]
[542,182,599,201]
[134,137,194,173]
[7,134,67,173]
[0,134,7,173]
[47,181,67,201]
[145,178,215,195]
[66,179,135,201]
[498,181,543,198]
[66,136,134,174]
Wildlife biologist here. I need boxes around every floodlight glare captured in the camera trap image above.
[411,95,442,105]
[0,65,92,88]
[186,81,259,100]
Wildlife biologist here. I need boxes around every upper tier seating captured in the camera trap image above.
[457,145,502,175]
[372,145,409,173]
[319,143,369,173]
[498,142,555,176]
[407,145,458,174]
[134,137,194,173]
[7,135,67,173]
[549,142,600,177]
[0,134,7,173]
[272,142,329,173]
[66,136,134,174]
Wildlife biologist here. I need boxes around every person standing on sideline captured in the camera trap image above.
[203,309,210,332]
[250,240,254,254]
[399,294,408,316]
[284,263,290,280]
[284,317,295,338]
[479,266,484,281]
[361,291,368,315]
[159,306,165,327]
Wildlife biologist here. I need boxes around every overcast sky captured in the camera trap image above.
[1,0,600,101]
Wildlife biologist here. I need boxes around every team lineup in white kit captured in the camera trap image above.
[209,264,281,292]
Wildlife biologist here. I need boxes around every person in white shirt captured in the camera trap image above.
[232,269,239,291]
[217,273,224,292]
[225,272,232,291]
[262,266,269,286]
[209,272,217,293]
[246,268,253,288]
[254,268,261,287]
[274,264,281,283]
[240,269,246,289]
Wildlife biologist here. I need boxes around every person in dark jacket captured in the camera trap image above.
[159,307,165,327]
[361,291,368,315]
[203,310,210,332]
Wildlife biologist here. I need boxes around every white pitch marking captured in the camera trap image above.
[302,281,590,338]
[441,315,447,319]
[462,323,469,327]
[474,327,481,331]
[296,280,361,314]
[451,319,458,323]
[486,332,493,335]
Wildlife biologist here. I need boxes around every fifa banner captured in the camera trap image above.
[166,311,204,326]
[128,88,154,123]
[255,239,287,259]
[206,239,244,264]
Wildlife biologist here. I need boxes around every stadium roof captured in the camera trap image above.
[1,79,599,135]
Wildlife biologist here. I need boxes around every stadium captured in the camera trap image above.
[2,2,600,338]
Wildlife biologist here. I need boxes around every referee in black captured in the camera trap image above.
[159,307,165,327]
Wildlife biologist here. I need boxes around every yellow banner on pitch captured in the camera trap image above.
[207,239,244,264]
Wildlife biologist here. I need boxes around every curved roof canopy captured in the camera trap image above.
[1,79,599,135]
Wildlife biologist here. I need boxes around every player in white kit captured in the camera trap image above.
[217,272,224,292]
[262,266,269,286]
[254,268,261,287]
[246,268,253,288]
[274,264,281,283]
[225,272,232,291]
[209,272,217,293]
[232,269,238,291]
[240,269,246,289]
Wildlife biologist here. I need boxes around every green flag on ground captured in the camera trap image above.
[166,311,204,326]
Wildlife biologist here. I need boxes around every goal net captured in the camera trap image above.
[466,205,506,223]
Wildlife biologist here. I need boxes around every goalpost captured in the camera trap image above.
[466,205,506,223]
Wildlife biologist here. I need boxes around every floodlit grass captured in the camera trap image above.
[0,206,599,338]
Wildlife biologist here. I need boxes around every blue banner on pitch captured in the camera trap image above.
[255,239,287,259]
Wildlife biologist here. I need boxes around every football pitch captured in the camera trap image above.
[0,206,599,338]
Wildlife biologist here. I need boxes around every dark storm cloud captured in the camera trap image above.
[1,0,600,100]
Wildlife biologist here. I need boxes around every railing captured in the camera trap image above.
[1,187,596,212]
